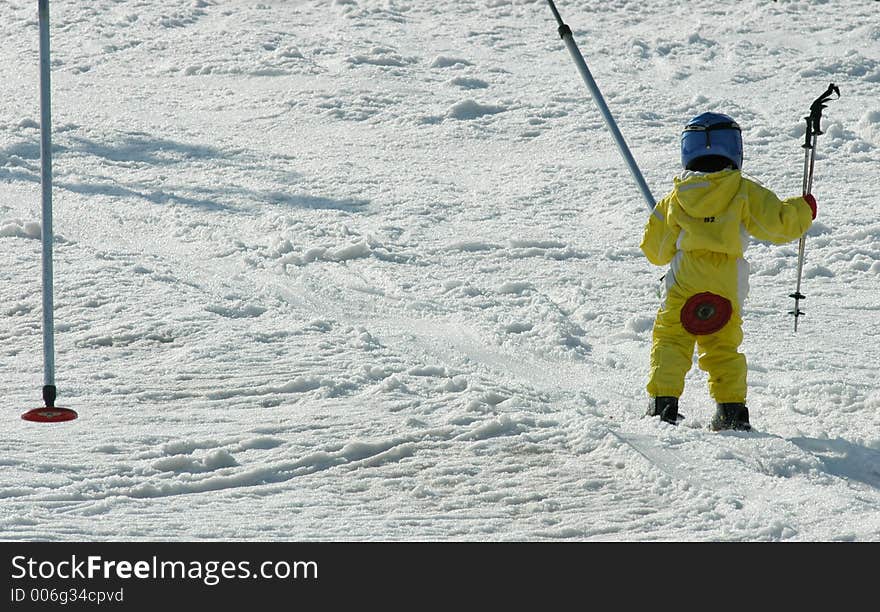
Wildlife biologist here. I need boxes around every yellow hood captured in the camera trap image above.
[671,169,742,219]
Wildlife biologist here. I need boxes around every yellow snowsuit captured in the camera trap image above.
[640,169,813,403]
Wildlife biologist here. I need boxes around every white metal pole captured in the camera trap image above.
[38,0,56,403]
[546,0,660,219]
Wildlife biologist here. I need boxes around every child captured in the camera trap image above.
[640,112,816,430]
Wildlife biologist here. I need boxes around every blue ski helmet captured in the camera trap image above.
[681,112,743,170]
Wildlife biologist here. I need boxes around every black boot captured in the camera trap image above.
[711,403,751,431]
[647,396,679,425]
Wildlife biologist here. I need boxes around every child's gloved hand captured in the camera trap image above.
[804,194,817,219]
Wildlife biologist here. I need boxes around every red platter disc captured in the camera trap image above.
[21,407,78,423]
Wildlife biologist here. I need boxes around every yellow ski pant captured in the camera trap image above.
[646,286,747,404]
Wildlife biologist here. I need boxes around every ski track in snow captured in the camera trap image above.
[1,0,879,541]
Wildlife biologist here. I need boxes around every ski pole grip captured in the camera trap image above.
[802,116,812,149]
[808,83,840,136]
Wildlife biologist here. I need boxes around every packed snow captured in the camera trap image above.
[1,0,879,541]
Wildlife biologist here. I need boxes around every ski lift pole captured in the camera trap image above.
[790,83,839,332]
[39,0,55,401]
[23,0,77,422]
[545,0,660,219]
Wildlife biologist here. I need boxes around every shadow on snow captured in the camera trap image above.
[0,131,369,213]
[789,436,880,490]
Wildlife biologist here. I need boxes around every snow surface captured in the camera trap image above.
[1,0,879,541]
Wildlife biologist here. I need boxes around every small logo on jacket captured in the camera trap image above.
[703,216,716,223]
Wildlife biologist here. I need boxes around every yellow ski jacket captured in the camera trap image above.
[641,169,813,307]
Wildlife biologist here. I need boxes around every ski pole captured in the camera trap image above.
[22,0,77,422]
[545,0,660,219]
[790,83,839,332]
